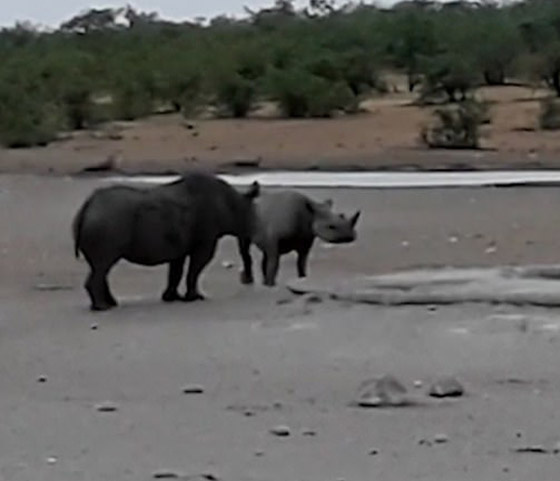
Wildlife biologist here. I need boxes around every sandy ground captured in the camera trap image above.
[2,175,560,480]
[3,84,560,176]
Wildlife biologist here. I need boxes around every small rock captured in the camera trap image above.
[182,384,205,394]
[186,475,220,481]
[428,377,465,398]
[198,473,220,481]
[418,438,432,446]
[270,425,291,437]
[448,236,459,244]
[552,441,560,454]
[221,261,234,269]
[254,450,265,457]
[46,456,58,465]
[413,380,423,388]
[95,402,119,413]
[485,245,497,254]
[244,410,255,417]
[355,375,411,408]
[512,445,548,454]
[153,471,182,479]
[434,433,449,444]
[37,375,47,383]
[369,448,379,455]
[302,429,316,437]
[427,305,438,312]
[356,396,385,408]
[90,323,99,331]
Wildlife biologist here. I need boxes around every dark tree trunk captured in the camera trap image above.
[445,86,457,103]
[553,69,560,97]
[484,68,505,86]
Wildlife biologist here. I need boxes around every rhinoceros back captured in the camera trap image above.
[255,190,313,244]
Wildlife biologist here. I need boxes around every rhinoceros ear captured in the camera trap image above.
[350,210,361,227]
[323,198,334,209]
[244,181,260,199]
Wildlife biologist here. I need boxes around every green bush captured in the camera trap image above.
[60,86,96,130]
[153,54,205,116]
[420,99,490,149]
[268,68,356,118]
[111,81,154,121]
[6,1,560,136]
[419,54,478,104]
[0,93,62,148]
[37,49,100,130]
[215,74,257,118]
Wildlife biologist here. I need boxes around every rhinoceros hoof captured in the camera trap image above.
[182,291,206,302]
[90,303,114,312]
[240,272,254,285]
[161,290,182,303]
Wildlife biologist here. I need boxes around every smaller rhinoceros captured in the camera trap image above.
[253,190,360,286]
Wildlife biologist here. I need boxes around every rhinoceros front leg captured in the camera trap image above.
[262,243,280,287]
[183,241,218,302]
[162,255,187,302]
[296,244,313,278]
[238,237,254,285]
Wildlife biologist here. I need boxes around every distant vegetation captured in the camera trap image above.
[2,0,560,147]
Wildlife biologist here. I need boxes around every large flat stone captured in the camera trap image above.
[287,265,560,307]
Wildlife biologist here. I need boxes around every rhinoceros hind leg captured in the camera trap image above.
[182,241,217,302]
[262,245,280,287]
[162,256,187,302]
[85,259,118,311]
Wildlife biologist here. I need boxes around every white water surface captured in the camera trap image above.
[105,170,560,189]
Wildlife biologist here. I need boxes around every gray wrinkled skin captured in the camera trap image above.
[253,190,360,286]
[72,171,260,311]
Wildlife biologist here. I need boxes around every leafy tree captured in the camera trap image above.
[5,0,560,146]
[267,67,355,118]
[472,14,522,85]
[420,53,477,103]
[389,10,437,91]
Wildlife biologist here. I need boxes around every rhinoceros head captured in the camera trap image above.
[310,198,360,244]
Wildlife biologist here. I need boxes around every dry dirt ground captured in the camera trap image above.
[2,175,560,480]
[3,83,560,176]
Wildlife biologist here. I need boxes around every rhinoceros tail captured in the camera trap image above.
[72,199,90,259]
